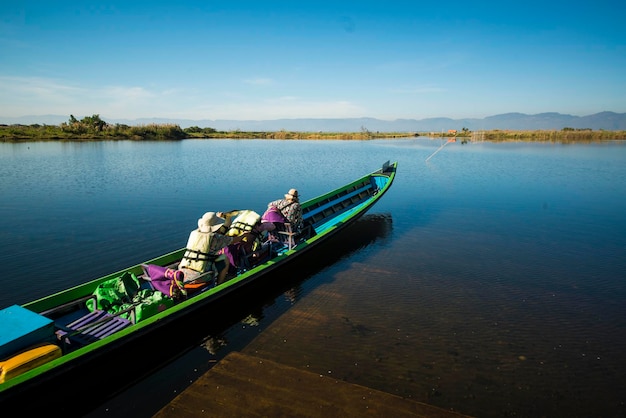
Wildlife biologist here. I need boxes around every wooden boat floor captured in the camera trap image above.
[153,351,471,418]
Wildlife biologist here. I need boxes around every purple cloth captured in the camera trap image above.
[262,206,288,223]
[221,243,240,273]
[142,264,185,297]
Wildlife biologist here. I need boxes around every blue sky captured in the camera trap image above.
[1,1,624,121]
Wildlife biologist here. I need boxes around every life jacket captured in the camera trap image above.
[178,229,217,272]
[227,210,261,237]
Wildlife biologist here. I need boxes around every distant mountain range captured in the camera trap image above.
[2,111,625,132]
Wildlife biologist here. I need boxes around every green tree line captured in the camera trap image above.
[0,114,192,141]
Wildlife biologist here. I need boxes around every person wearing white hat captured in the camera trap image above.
[178,211,243,280]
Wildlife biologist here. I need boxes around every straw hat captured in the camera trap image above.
[284,188,299,201]
[198,212,225,233]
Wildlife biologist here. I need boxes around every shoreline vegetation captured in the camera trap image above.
[1,114,625,142]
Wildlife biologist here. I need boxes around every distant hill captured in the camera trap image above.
[2,112,625,132]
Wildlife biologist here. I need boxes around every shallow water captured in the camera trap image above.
[1,138,625,417]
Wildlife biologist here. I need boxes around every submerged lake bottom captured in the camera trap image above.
[1,138,625,417]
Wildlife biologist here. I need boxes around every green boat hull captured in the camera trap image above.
[0,161,397,405]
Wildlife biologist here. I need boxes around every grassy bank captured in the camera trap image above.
[189,130,413,140]
[467,129,626,142]
[1,115,624,142]
[0,121,188,141]
[0,117,410,141]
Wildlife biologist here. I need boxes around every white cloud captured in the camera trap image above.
[0,76,365,120]
[243,77,274,86]
[0,75,81,99]
[0,76,180,118]
[389,85,446,94]
[102,86,156,100]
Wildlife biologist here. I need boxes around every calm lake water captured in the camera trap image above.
[1,138,625,417]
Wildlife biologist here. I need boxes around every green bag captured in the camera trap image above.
[117,289,175,323]
[86,271,141,312]
[86,272,174,323]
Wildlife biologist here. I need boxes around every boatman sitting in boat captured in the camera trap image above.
[178,211,244,282]
[262,188,303,231]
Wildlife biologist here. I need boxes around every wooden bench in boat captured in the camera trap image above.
[55,310,132,346]
[302,178,377,229]
[41,295,135,348]
[54,304,136,348]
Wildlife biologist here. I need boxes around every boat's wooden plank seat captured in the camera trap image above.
[303,178,377,229]
[55,307,134,348]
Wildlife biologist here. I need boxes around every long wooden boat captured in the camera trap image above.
[0,161,397,407]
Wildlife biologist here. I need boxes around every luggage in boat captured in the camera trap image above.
[86,271,142,313]
[141,264,186,298]
[86,270,176,323]
[124,289,175,323]
[0,305,55,359]
[0,343,61,383]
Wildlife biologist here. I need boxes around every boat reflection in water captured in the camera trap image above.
[198,212,394,354]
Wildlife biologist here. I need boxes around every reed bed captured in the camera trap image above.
[1,117,624,142]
